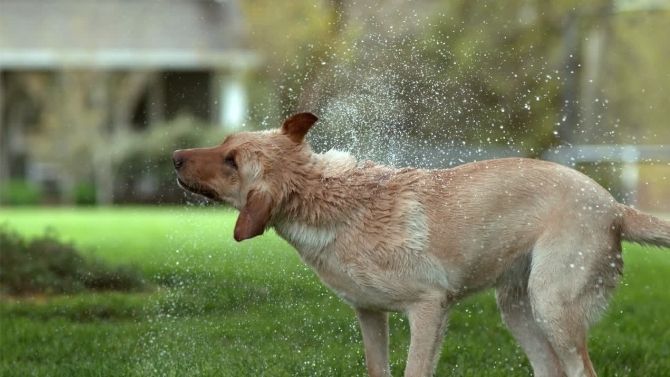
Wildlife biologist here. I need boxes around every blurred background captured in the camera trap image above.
[1,1,669,376]
[1,0,669,209]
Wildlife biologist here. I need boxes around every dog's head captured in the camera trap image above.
[173,112,318,242]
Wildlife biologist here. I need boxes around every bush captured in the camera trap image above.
[0,226,147,296]
[74,182,97,206]
[0,180,41,206]
[113,116,230,203]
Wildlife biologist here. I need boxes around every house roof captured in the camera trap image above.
[0,0,259,69]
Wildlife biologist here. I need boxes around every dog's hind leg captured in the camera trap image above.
[404,293,449,377]
[356,308,391,377]
[528,286,597,377]
[496,256,566,377]
[527,230,621,377]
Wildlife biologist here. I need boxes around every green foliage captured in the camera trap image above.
[73,182,97,206]
[240,0,333,119]
[603,10,670,142]
[113,116,230,203]
[0,180,41,205]
[0,208,669,376]
[0,225,146,296]
[242,0,669,156]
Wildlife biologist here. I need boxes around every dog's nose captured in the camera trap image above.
[173,150,186,170]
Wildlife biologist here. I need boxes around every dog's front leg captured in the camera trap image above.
[356,308,391,377]
[404,297,449,377]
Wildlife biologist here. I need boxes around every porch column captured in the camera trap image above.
[213,71,247,131]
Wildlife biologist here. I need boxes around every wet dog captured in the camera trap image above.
[173,113,670,377]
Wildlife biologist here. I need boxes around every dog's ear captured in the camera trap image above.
[281,112,318,143]
[234,190,273,242]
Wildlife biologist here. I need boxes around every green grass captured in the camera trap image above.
[1,207,669,376]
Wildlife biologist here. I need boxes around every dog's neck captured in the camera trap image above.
[270,149,369,257]
[275,149,367,225]
[270,148,426,262]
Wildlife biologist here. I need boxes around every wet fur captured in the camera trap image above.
[173,113,670,377]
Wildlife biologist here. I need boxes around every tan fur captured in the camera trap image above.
[173,113,670,377]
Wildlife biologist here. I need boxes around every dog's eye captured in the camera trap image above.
[224,155,237,170]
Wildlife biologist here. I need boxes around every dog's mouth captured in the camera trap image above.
[176,177,220,202]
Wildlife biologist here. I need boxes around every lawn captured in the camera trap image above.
[1,207,669,376]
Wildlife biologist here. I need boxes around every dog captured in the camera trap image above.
[173,112,670,377]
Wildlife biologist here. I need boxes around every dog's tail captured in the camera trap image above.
[618,204,670,247]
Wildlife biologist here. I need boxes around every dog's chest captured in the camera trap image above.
[274,221,337,255]
[273,220,445,311]
[273,221,343,276]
